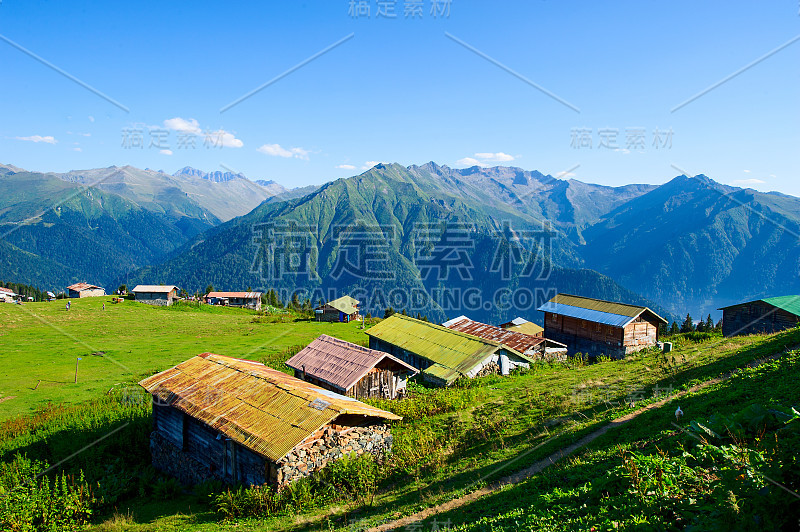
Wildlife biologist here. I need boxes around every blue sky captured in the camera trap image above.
[1,1,798,194]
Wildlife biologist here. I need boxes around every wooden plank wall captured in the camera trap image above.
[544,312,623,346]
[349,368,396,399]
[723,302,799,337]
[622,316,658,348]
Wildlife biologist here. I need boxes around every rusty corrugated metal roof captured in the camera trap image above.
[67,282,103,291]
[132,285,178,293]
[442,316,555,353]
[286,335,417,392]
[366,315,532,385]
[207,291,262,299]
[138,354,400,462]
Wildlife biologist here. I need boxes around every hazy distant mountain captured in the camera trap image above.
[0,171,197,290]
[173,165,244,183]
[3,160,797,318]
[126,163,670,323]
[410,162,657,244]
[582,174,800,315]
[55,165,277,222]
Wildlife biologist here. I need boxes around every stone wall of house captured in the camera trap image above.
[476,361,500,377]
[274,424,392,486]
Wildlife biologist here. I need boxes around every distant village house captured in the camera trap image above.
[443,316,567,361]
[538,294,667,358]
[719,296,800,337]
[499,317,544,337]
[67,282,106,298]
[367,314,537,386]
[139,354,399,487]
[315,295,360,322]
[132,285,179,306]
[286,335,418,400]
[0,287,17,303]
[206,291,262,310]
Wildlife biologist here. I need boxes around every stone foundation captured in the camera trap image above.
[274,424,392,486]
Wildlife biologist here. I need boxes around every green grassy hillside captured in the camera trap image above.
[0,297,367,420]
[0,301,797,530]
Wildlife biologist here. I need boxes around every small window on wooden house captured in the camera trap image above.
[595,323,602,332]
[550,313,558,323]
[581,320,587,329]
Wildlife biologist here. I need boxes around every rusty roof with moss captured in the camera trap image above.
[138,353,400,462]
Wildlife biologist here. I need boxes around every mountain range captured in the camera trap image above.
[2,161,798,322]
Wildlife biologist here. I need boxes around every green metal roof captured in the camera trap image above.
[761,295,800,317]
[366,314,529,385]
[323,295,359,315]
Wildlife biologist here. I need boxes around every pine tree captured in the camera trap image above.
[670,321,680,335]
[706,314,714,330]
[696,316,706,332]
[383,306,395,319]
[205,284,214,295]
[680,313,694,333]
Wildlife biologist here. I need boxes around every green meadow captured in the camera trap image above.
[0,297,367,420]
[0,299,798,530]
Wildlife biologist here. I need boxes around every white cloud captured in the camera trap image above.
[336,164,357,170]
[456,157,484,167]
[162,118,243,148]
[164,117,202,134]
[733,178,765,185]
[474,152,515,163]
[88,116,95,123]
[72,147,82,152]
[208,130,244,148]
[16,135,57,144]
[456,152,516,167]
[258,143,309,159]
[160,149,173,155]
[743,169,751,173]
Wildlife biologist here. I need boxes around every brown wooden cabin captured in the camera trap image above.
[719,296,800,337]
[132,285,179,306]
[314,295,360,322]
[286,335,417,399]
[139,354,399,488]
[206,291,262,310]
[67,282,106,298]
[538,294,667,358]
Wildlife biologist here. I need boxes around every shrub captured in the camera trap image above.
[0,456,98,532]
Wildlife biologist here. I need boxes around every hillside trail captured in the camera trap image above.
[367,352,786,532]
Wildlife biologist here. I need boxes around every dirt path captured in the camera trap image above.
[368,355,783,532]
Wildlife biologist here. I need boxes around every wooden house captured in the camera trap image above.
[138,353,399,488]
[67,282,106,298]
[366,314,537,386]
[538,294,667,358]
[442,316,567,361]
[315,295,360,322]
[0,287,17,303]
[499,317,544,337]
[286,335,417,399]
[206,291,262,310]
[132,285,179,306]
[718,296,800,337]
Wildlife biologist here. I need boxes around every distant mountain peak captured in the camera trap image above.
[173,166,245,183]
